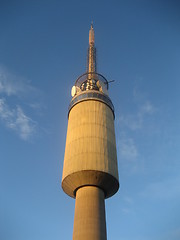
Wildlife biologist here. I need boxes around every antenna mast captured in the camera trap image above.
[87,23,96,73]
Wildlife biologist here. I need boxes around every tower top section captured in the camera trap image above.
[69,24,115,117]
[71,24,110,95]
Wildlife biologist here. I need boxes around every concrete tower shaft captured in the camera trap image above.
[73,186,107,240]
[62,25,119,240]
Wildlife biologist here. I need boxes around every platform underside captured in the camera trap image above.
[62,170,119,199]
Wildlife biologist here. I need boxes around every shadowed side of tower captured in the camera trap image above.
[62,24,119,240]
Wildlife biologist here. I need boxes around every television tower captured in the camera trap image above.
[62,24,119,240]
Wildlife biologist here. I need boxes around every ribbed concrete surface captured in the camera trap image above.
[62,100,119,198]
[73,186,107,240]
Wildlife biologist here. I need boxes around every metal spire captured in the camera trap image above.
[87,23,96,73]
[89,22,94,45]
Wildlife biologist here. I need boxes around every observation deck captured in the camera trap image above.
[69,72,115,118]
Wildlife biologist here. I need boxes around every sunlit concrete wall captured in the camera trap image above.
[62,99,119,198]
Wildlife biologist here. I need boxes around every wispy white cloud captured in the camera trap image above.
[0,99,36,140]
[116,131,140,175]
[116,90,157,174]
[0,66,40,140]
[117,136,138,160]
[121,207,131,214]
[141,101,155,115]
[0,67,35,96]
[0,73,22,96]
[29,102,42,110]
[119,101,156,131]
[123,195,133,204]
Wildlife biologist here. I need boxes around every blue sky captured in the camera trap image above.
[0,1,180,239]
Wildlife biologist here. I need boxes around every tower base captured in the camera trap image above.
[73,186,107,240]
